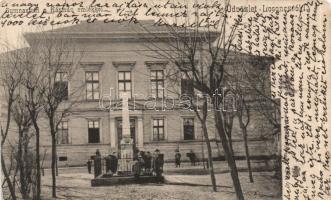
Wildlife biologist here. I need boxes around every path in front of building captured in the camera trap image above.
[47,159,275,175]
[39,160,281,200]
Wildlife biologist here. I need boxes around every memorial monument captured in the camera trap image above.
[91,92,164,186]
[117,92,134,174]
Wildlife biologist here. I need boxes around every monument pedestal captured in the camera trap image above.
[118,137,134,174]
[91,92,165,187]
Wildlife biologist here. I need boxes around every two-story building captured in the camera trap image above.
[3,20,278,167]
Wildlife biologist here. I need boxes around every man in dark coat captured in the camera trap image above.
[175,150,181,168]
[105,155,111,173]
[188,150,197,166]
[109,152,118,174]
[132,158,141,180]
[145,151,152,174]
[94,149,102,178]
[153,149,164,178]
[86,159,92,174]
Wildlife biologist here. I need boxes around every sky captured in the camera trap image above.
[0,0,331,53]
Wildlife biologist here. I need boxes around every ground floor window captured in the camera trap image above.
[58,156,68,161]
[183,118,195,140]
[88,120,100,143]
[153,118,165,141]
[57,121,69,144]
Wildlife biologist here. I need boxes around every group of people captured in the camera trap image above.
[87,148,198,178]
[132,149,164,178]
[87,149,164,178]
[175,149,197,167]
[87,150,119,178]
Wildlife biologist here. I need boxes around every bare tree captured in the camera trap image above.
[165,67,218,191]
[12,94,36,198]
[0,45,27,200]
[22,46,46,200]
[242,58,281,179]
[1,27,84,199]
[140,0,245,198]
[1,36,47,199]
[196,96,217,191]
[24,29,84,198]
[237,96,253,183]
[222,90,236,155]
[224,58,255,183]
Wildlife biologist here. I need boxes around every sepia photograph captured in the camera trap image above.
[0,0,330,199]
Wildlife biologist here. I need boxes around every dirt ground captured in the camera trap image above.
[39,170,281,200]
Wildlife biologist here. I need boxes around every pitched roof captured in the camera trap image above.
[49,20,183,34]
[24,20,220,43]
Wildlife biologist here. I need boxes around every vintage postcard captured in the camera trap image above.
[0,0,330,199]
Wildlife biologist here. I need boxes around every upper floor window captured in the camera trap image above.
[55,72,68,100]
[151,70,164,98]
[181,73,194,96]
[57,121,69,144]
[153,118,165,141]
[118,71,132,99]
[85,72,99,100]
[183,118,195,140]
[88,120,100,143]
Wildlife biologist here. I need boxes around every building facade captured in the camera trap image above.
[2,21,278,167]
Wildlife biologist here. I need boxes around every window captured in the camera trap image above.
[153,118,165,141]
[55,72,68,100]
[58,156,68,161]
[88,120,100,143]
[85,72,99,100]
[118,71,132,98]
[151,70,164,98]
[181,73,194,96]
[183,118,195,140]
[57,121,69,144]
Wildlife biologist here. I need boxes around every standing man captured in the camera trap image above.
[105,155,111,174]
[110,152,118,174]
[175,149,181,168]
[86,159,92,174]
[94,149,102,178]
[145,151,152,174]
[153,149,164,179]
[189,149,197,166]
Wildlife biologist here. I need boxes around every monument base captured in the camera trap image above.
[117,137,134,174]
[91,175,164,186]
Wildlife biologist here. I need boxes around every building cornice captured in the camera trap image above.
[80,62,104,71]
[145,61,168,70]
[112,61,136,70]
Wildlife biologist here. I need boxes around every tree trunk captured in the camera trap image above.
[0,101,16,199]
[32,119,41,200]
[214,111,244,200]
[1,153,17,200]
[228,134,234,156]
[241,126,253,183]
[51,135,57,197]
[50,118,57,198]
[202,123,217,192]
[56,154,58,176]
[18,129,28,199]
